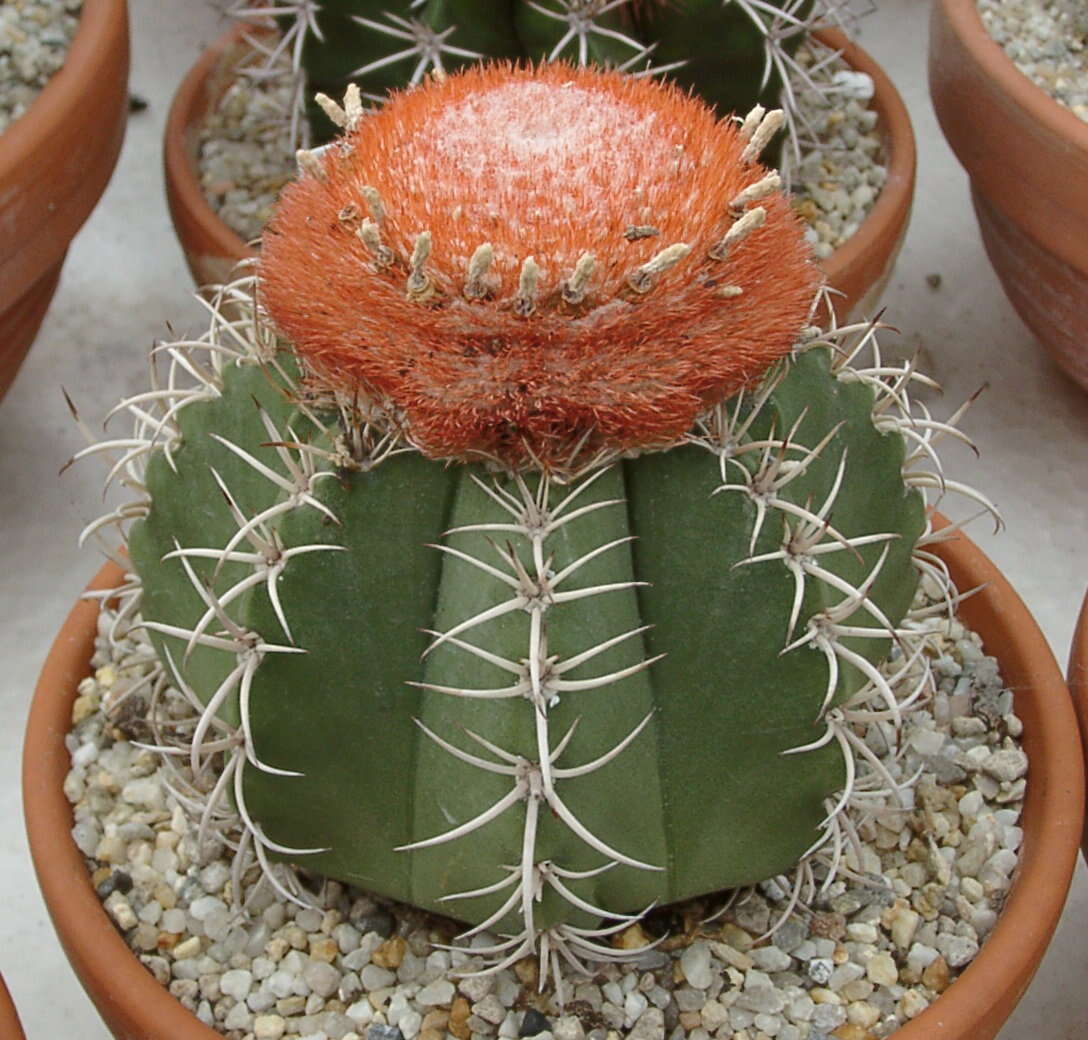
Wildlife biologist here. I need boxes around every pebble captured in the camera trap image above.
[680,943,714,989]
[254,1014,287,1039]
[305,960,343,998]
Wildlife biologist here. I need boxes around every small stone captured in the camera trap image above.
[172,936,202,961]
[898,989,929,1019]
[161,908,187,934]
[808,958,834,985]
[105,893,137,931]
[360,965,397,990]
[368,1026,405,1040]
[417,979,456,1007]
[553,1016,585,1040]
[371,936,407,970]
[398,1010,422,1039]
[628,1007,665,1040]
[305,960,343,998]
[680,942,714,989]
[254,1014,287,1039]
[885,905,921,950]
[719,924,753,951]
[225,1001,253,1029]
[865,953,898,987]
[449,997,472,1040]
[520,1009,551,1037]
[937,934,979,968]
[473,994,507,1026]
[922,956,951,993]
[277,995,306,1016]
[700,1001,730,1032]
[981,749,1028,782]
[749,946,792,972]
[221,968,254,1001]
[809,913,846,941]
[831,1025,874,1040]
[311,936,340,963]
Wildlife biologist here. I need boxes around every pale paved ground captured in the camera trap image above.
[1,0,1086,1035]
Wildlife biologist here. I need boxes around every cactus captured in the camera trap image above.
[229,0,849,160]
[80,63,988,977]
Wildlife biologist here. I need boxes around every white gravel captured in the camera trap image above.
[197,39,888,256]
[979,0,1088,121]
[0,0,82,134]
[62,574,1025,1040]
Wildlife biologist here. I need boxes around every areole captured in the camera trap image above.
[23,521,1084,1040]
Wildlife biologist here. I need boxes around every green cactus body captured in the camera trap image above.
[127,344,924,935]
[630,0,815,120]
[268,0,815,147]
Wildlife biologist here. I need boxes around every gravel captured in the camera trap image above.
[0,0,82,134]
[979,0,1088,121]
[197,38,888,257]
[62,572,1026,1040]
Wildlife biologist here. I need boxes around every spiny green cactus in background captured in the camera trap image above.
[229,0,844,157]
[79,63,986,979]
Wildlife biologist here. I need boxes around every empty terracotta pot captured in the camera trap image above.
[0,0,129,402]
[1070,591,1088,859]
[164,25,913,321]
[929,0,1088,391]
[23,520,1082,1039]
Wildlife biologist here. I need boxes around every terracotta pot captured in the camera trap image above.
[164,25,913,320]
[23,521,1081,1039]
[0,974,27,1040]
[929,0,1088,390]
[1070,591,1088,859]
[0,0,129,402]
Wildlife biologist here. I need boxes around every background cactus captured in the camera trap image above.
[81,63,978,976]
[230,0,854,161]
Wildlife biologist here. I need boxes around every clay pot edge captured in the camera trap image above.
[1070,591,1088,859]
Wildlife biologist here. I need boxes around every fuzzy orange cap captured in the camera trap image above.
[259,62,819,467]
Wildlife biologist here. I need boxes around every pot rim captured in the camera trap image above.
[1070,591,1088,858]
[934,0,1088,157]
[0,0,128,178]
[163,22,915,301]
[22,519,1083,1039]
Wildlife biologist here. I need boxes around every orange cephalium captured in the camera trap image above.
[259,62,819,467]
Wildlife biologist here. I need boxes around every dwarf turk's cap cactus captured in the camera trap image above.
[76,63,993,986]
[262,62,817,466]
